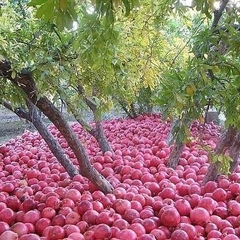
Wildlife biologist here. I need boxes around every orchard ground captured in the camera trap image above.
[0,108,32,145]
[0,107,125,145]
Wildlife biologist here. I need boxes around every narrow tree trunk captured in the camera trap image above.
[202,126,237,184]
[167,141,184,169]
[27,101,79,177]
[215,126,237,155]
[166,118,186,169]
[91,120,112,153]
[1,100,79,178]
[114,97,137,118]
[202,162,219,184]
[75,85,112,152]
[229,131,240,173]
[64,98,112,153]
[129,103,138,118]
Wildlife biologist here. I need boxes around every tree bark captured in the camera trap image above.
[229,131,240,173]
[167,141,184,169]
[0,61,113,193]
[212,0,229,29]
[77,84,113,153]
[90,119,112,153]
[202,126,237,184]
[114,97,138,118]
[201,0,237,185]
[1,100,79,178]
[202,162,219,184]
[36,97,113,193]
[64,96,112,154]
[27,101,79,177]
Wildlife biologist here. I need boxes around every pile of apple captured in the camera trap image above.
[0,114,240,240]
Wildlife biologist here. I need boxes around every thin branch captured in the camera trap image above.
[212,0,230,29]
[205,0,229,83]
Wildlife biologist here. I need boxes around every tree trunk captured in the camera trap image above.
[1,100,79,178]
[167,141,184,169]
[64,98,112,153]
[202,126,237,184]
[91,120,112,153]
[202,162,219,184]
[205,111,219,125]
[27,101,79,177]
[114,97,137,118]
[215,126,237,155]
[35,98,113,193]
[0,61,113,193]
[68,84,112,153]
[229,131,240,173]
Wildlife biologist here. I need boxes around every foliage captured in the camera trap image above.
[153,0,240,173]
[0,1,116,121]
[156,2,240,137]
[211,154,233,175]
[27,0,78,30]
[27,0,140,29]
[110,1,190,116]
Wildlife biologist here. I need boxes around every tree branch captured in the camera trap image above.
[212,0,229,29]
[0,100,31,121]
[207,0,229,85]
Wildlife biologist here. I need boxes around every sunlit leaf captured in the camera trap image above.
[11,71,16,79]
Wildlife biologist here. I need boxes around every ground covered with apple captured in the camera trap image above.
[0,114,240,240]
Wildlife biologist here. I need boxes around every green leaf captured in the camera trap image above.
[122,0,131,16]
[66,0,78,20]
[28,0,47,7]
[56,11,65,31]
[35,1,53,19]
[210,154,232,174]
[11,71,16,79]
[63,11,74,30]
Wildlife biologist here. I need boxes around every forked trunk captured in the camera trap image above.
[65,99,112,154]
[115,98,138,119]
[36,97,114,193]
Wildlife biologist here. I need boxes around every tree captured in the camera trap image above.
[155,0,240,180]
[26,0,180,118]
[0,2,114,193]
[202,126,238,184]
[52,13,116,154]
[110,0,186,117]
